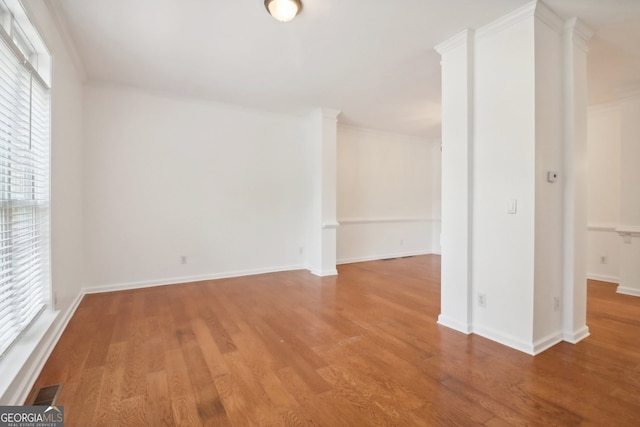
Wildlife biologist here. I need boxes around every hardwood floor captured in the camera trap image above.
[28,255,640,426]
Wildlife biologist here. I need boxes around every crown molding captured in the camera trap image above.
[44,0,87,82]
[322,108,341,121]
[534,1,564,34]
[475,0,536,40]
[435,29,474,56]
[565,17,593,53]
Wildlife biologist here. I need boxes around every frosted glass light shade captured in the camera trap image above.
[265,0,302,22]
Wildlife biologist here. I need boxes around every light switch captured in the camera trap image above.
[508,199,517,214]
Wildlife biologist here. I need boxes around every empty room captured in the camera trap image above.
[0,0,639,425]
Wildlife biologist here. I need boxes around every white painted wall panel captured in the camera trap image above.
[83,85,312,290]
[336,125,438,264]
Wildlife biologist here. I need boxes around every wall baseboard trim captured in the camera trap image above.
[436,315,472,335]
[309,268,338,277]
[533,332,563,355]
[587,274,619,284]
[338,217,439,225]
[617,286,640,297]
[563,326,590,344]
[84,264,308,295]
[1,292,83,405]
[337,250,433,265]
[472,325,536,356]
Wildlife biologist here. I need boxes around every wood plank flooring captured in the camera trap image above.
[27,255,640,426]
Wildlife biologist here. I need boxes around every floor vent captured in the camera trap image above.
[30,384,63,406]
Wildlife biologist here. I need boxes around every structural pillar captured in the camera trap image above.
[307,108,341,276]
[436,0,592,354]
[435,30,474,334]
[616,88,640,296]
[562,17,593,343]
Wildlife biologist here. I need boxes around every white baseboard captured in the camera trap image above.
[587,274,619,284]
[533,332,563,355]
[337,250,432,265]
[437,314,472,335]
[309,268,338,277]
[1,292,83,405]
[472,324,536,355]
[84,264,307,294]
[563,326,590,344]
[617,286,640,297]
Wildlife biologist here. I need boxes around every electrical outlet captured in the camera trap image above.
[299,247,304,255]
[180,255,187,265]
[554,297,560,312]
[600,256,608,264]
[400,239,404,246]
[478,293,487,308]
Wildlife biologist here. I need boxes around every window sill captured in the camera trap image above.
[0,308,59,404]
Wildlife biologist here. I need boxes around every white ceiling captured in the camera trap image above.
[51,0,640,139]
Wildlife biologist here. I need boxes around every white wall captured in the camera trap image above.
[336,125,439,264]
[472,17,537,347]
[532,18,564,346]
[83,85,313,291]
[586,104,621,283]
[1,1,85,404]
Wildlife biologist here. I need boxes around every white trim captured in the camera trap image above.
[0,292,83,404]
[475,1,536,40]
[617,286,640,297]
[535,1,564,34]
[587,224,617,232]
[615,226,640,237]
[337,250,432,265]
[309,268,338,277]
[562,326,590,344]
[435,29,473,56]
[85,81,307,124]
[587,274,619,284]
[533,331,563,355]
[338,217,437,225]
[472,324,536,355]
[322,222,340,230]
[564,17,593,53]
[84,264,307,295]
[321,108,341,121]
[437,315,472,335]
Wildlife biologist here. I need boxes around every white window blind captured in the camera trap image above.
[0,22,50,358]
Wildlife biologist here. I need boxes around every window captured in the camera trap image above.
[0,1,50,359]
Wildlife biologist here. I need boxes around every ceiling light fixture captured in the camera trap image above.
[264,0,302,23]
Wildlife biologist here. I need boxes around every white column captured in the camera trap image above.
[307,108,340,276]
[435,30,474,334]
[616,89,640,297]
[562,18,593,342]
[436,2,592,354]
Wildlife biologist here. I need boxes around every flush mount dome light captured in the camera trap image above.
[265,0,302,22]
